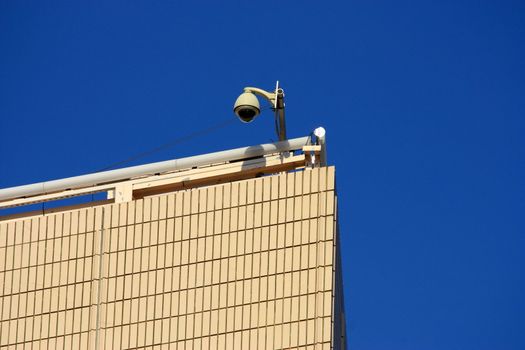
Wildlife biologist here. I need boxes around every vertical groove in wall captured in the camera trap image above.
[94,207,104,350]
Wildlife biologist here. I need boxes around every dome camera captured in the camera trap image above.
[233,92,260,123]
[232,82,287,141]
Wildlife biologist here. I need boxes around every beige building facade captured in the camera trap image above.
[0,142,346,349]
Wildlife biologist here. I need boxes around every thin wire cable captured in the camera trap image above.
[95,106,273,172]
[95,116,236,172]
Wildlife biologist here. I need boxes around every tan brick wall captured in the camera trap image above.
[0,166,340,349]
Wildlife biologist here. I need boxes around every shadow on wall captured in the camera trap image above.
[239,139,302,174]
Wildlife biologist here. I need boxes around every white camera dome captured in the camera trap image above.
[233,92,260,123]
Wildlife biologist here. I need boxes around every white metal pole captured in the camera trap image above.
[0,136,310,202]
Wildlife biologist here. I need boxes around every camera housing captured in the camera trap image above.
[233,92,260,123]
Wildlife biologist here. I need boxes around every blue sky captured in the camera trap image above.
[1,1,524,349]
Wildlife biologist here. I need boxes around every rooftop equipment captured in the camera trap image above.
[233,81,287,141]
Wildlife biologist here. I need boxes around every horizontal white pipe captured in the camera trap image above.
[0,136,310,202]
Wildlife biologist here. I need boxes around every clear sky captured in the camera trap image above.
[1,1,524,349]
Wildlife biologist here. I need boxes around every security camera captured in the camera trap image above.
[233,82,287,141]
[233,91,260,123]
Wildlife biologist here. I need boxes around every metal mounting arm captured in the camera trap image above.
[243,87,277,107]
[243,82,287,141]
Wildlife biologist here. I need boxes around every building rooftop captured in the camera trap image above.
[0,135,325,221]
